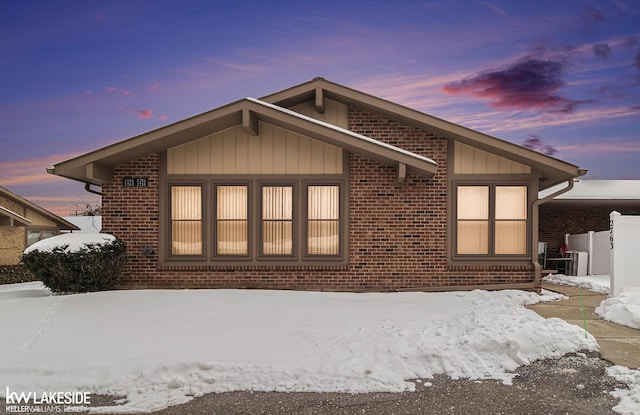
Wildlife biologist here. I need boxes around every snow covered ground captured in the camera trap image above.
[543,274,640,330]
[0,281,619,414]
[2,246,639,414]
[543,273,611,294]
[542,273,640,414]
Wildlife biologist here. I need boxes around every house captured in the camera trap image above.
[0,185,80,265]
[540,180,640,258]
[48,78,584,291]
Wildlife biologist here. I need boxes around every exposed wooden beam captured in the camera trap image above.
[86,162,112,184]
[397,162,407,183]
[242,108,259,136]
[314,87,325,113]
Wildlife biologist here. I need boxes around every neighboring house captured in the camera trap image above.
[48,78,583,291]
[0,185,80,265]
[62,215,102,234]
[540,180,640,257]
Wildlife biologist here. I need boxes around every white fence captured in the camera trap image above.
[610,211,640,297]
[566,230,610,276]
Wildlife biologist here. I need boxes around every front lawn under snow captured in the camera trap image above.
[1,282,601,413]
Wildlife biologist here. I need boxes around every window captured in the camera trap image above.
[456,185,528,256]
[307,185,340,255]
[170,185,203,256]
[215,185,248,256]
[261,185,294,256]
[495,186,527,255]
[457,186,489,255]
[166,180,345,264]
[27,230,57,247]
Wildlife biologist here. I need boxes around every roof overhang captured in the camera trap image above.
[49,97,438,185]
[0,186,80,231]
[0,206,31,226]
[262,78,583,190]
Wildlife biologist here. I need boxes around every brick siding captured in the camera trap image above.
[102,107,534,291]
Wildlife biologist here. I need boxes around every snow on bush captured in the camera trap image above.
[21,233,126,294]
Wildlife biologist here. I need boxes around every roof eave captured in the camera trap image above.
[262,78,581,189]
[50,98,438,185]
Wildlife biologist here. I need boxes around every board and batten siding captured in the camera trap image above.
[167,99,348,175]
[25,210,57,227]
[453,141,531,175]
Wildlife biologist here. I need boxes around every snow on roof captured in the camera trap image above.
[62,215,102,233]
[0,205,31,225]
[540,180,640,201]
[246,97,438,166]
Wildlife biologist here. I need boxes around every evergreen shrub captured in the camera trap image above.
[21,238,126,294]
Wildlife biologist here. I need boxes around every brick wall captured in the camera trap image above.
[103,107,534,291]
[540,204,640,258]
[0,196,26,265]
[101,154,160,285]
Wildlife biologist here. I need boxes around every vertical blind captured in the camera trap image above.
[171,186,202,255]
[307,185,340,255]
[262,186,293,255]
[495,186,527,254]
[216,185,248,255]
[456,185,527,255]
[457,186,489,255]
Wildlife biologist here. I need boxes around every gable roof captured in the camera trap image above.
[262,78,583,189]
[49,96,437,185]
[48,77,581,190]
[0,185,80,230]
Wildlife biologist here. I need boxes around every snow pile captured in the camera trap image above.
[608,365,640,415]
[0,283,597,413]
[543,274,610,294]
[544,274,640,331]
[24,233,116,254]
[596,288,640,330]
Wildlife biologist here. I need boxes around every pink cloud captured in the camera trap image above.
[0,154,81,186]
[442,58,593,114]
[522,135,558,156]
[136,109,153,119]
[151,82,159,92]
[106,86,133,96]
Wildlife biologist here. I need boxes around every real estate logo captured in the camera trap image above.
[5,387,91,413]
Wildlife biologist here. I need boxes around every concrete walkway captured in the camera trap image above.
[527,282,640,369]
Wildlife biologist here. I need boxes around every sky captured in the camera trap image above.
[1,0,639,216]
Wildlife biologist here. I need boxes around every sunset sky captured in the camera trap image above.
[1,0,639,216]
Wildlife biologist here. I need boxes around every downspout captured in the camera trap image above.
[532,171,586,292]
[84,183,103,196]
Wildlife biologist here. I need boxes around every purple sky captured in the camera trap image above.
[1,0,639,216]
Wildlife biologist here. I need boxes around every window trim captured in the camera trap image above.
[451,181,532,262]
[258,182,297,260]
[213,182,251,259]
[167,183,206,260]
[160,176,348,267]
[304,183,343,259]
